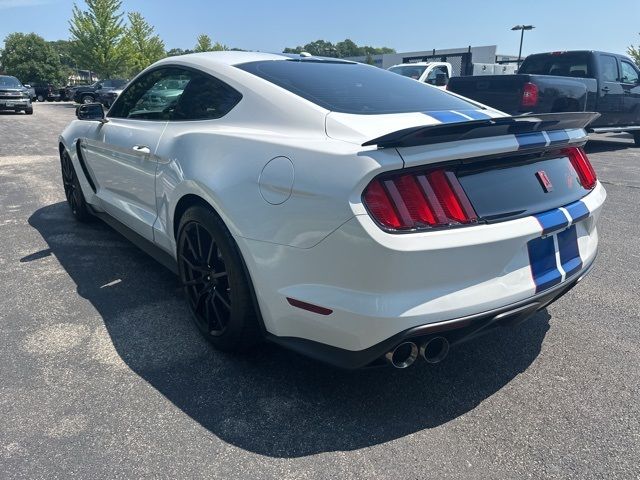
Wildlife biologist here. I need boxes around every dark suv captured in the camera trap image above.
[72,79,128,104]
[0,75,33,114]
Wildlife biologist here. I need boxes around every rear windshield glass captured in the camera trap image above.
[388,65,427,80]
[519,53,593,78]
[236,60,478,114]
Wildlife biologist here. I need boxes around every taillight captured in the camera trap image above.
[563,146,597,189]
[521,82,538,108]
[363,168,477,231]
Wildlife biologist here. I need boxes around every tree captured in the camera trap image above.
[167,48,194,57]
[69,0,130,77]
[284,38,395,58]
[194,34,228,52]
[0,33,67,84]
[123,12,165,76]
[629,35,640,66]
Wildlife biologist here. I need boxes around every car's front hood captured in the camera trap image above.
[325,109,506,145]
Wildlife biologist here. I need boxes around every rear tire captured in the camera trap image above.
[81,94,94,104]
[633,131,640,147]
[60,150,92,222]
[37,94,44,102]
[177,205,261,352]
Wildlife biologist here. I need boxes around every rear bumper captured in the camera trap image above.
[268,259,595,369]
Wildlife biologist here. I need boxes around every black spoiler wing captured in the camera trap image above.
[362,112,600,149]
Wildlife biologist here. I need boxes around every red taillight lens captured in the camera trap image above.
[563,146,597,189]
[363,168,477,231]
[521,82,538,108]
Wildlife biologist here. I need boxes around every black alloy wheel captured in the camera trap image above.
[60,150,91,222]
[177,205,261,351]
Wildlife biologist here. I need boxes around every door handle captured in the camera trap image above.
[132,145,151,154]
[601,86,610,93]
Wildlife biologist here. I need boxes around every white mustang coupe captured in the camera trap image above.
[59,52,605,369]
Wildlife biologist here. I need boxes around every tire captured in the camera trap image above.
[80,94,94,104]
[24,107,33,115]
[60,150,92,222]
[177,205,261,352]
[37,94,44,102]
[633,132,640,147]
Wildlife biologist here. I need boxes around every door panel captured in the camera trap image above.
[620,59,640,127]
[595,54,623,127]
[81,118,167,240]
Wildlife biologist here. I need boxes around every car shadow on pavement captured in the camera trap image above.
[585,138,634,154]
[27,202,550,458]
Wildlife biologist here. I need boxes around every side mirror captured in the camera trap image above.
[76,103,106,122]
[435,73,448,87]
[24,84,31,88]
[95,84,103,89]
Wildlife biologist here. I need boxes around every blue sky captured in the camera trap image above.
[0,0,638,56]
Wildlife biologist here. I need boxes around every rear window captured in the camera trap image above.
[519,53,593,78]
[236,60,478,114]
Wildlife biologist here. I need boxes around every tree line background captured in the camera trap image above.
[1,0,639,86]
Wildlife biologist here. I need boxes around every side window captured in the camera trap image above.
[172,72,242,120]
[425,66,449,85]
[620,61,639,84]
[601,55,619,83]
[109,68,191,120]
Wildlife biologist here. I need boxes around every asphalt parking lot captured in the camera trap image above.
[0,102,638,479]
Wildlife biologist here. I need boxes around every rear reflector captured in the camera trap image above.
[363,168,477,231]
[287,297,333,316]
[521,82,539,108]
[563,146,597,190]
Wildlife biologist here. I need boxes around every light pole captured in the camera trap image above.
[511,24,535,67]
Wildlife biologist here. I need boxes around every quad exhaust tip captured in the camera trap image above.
[420,336,450,364]
[385,342,419,368]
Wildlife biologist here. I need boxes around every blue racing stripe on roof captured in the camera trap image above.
[557,225,582,278]
[534,209,569,235]
[564,200,589,224]
[546,130,570,145]
[516,132,547,150]
[528,236,562,293]
[425,110,469,123]
[455,109,492,120]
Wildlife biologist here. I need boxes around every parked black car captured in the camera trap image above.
[30,83,61,102]
[0,75,33,114]
[72,79,128,104]
[447,51,640,145]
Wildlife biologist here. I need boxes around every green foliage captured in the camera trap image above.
[167,48,194,57]
[122,12,166,76]
[629,35,640,66]
[194,34,228,53]
[0,32,67,84]
[69,0,130,77]
[284,38,395,58]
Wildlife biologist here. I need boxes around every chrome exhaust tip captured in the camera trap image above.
[385,342,419,369]
[420,336,450,364]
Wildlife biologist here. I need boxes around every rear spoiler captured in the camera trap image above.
[362,112,600,149]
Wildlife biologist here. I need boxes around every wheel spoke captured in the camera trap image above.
[213,288,231,311]
[180,254,210,273]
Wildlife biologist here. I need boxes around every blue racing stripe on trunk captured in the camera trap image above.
[546,129,570,145]
[557,225,582,278]
[516,132,547,149]
[528,236,562,293]
[425,110,469,124]
[564,200,589,223]
[456,109,492,120]
[535,209,569,235]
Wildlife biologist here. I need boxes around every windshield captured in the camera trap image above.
[519,53,593,78]
[236,60,477,114]
[388,65,427,80]
[0,76,23,88]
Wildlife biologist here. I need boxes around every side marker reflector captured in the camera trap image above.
[287,297,333,316]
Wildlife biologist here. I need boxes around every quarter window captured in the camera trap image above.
[620,61,639,84]
[172,73,242,120]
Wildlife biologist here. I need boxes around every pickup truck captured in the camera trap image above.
[447,51,640,145]
[72,79,128,104]
[388,62,452,89]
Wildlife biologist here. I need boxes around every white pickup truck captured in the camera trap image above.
[387,62,453,89]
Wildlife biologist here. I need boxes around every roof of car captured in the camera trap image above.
[161,51,290,67]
